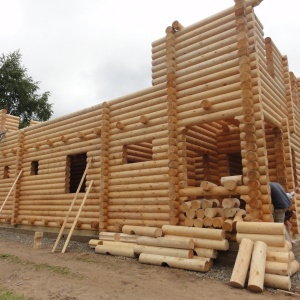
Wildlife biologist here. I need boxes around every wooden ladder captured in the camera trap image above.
[51,158,92,253]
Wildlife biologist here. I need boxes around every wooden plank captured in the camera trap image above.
[61,180,94,253]
[0,169,23,213]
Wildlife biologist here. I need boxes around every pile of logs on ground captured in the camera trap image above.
[90,225,228,273]
[230,222,300,292]
[180,196,246,230]
[89,223,299,292]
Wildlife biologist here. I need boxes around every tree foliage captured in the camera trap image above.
[0,50,53,128]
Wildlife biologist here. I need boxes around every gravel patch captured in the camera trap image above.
[0,227,94,253]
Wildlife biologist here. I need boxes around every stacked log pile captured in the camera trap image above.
[230,222,300,291]
[179,197,246,230]
[92,225,228,272]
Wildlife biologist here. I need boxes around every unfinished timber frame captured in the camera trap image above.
[0,0,300,237]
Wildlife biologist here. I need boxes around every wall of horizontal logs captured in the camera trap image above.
[0,0,299,236]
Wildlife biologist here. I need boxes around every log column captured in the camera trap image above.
[273,127,288,188]
[283,57,295,134]
[11,129,24,225]
[166,25,180,225]
[99,102,110,232]
[235,0,270,221]
[0,109,6,129]
[178,133,189,225]
[265,37,274,79]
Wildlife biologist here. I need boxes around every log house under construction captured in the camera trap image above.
[0,0,300,242]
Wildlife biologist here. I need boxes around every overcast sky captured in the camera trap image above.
[1,0,300,120]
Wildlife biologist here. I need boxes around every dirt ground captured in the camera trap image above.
[0,236,297,300]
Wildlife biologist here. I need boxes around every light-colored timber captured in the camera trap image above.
[230,238,254,288]
[0,1,299,283]
[247,241,267,293]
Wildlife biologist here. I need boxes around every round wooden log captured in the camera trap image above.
[122,225,162,237]
[107,212,171,221]
[108,205,169,213]
[179,186,249,197]
[194,248,217,259]
[184,218,194,227]
[192,237,229,250]
[136,236,194,249]
[193,218,204,228]
[247,241,267,293]
[236,222,285,235]
[264,273,291,291]
[222,198,240,208]
[109,166,169,179]
[191,199,203,210]
[108,189,169,199]
[222,218,233,231]
[195,209,205,219]
[223,208,240,218]
[133,245,193,259]
[200,181,217,190]
[186,209,196,219]
[204,208,223,218]
[101,241,135,248]
[265,261,290,276]
[108,181,170,192]
[230,238,254,288]
[162,225,225,240]
[267,241,292,252]
[236,233,285,247]
[212,217,224,228]
[118,233,138,243]
[95,244,136,258]
[220,175,243,186]
[201,199,220,209]
[179,201,192,212]
[266,251,292,263]
[290,260,300,276]
[139,253,210,272]
[203,216,213,227]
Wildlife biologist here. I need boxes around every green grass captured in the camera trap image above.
[0,288,33,300]
[0,253,72,276]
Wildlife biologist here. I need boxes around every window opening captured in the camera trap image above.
[31,161,39,175]
[227,152,243,176]
[3,166,9,178]
[67,153,87,193]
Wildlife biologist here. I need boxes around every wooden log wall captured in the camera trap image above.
[288,72,300,234]
[4,115,20,132]
[0,109,20,132]
[216,126,242,179]
[0,110,19,132]
[0,0,300,235]
[106,83,172,231]
[0,130,19,223]
[16,104,103,231]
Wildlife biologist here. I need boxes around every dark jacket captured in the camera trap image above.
[269,182,291,209]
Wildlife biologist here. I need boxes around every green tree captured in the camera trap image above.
[0,50,53,128]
